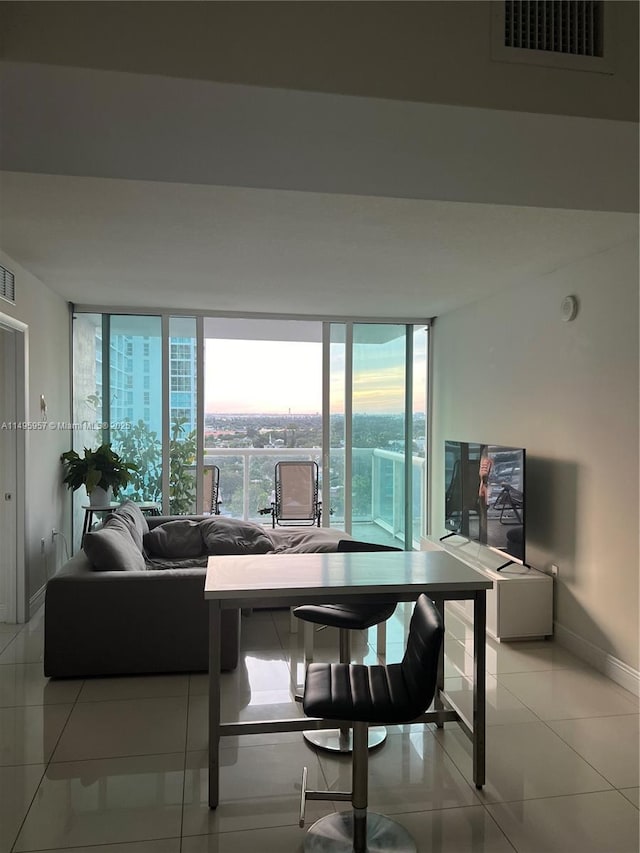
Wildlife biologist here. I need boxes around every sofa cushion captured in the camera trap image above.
[268,527,351,553]
[112,500,150,551]
[200,516,274,555]
[143,519,204,558]
[83,518,147,572]
[145,556,209,570]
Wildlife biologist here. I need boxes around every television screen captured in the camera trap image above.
[444,440,525,566]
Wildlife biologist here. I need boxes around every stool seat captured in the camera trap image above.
[292,602,396,631]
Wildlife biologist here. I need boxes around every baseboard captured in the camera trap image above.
[554,622,640,698]
[29,584,46,620]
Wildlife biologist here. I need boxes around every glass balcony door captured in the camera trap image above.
[326,323,428,550]
[203,318,322,522]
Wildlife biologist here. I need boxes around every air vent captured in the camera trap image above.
[0,265,16,304]
[504,1,603,57]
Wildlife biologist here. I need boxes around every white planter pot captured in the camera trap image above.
[88,485,113,507]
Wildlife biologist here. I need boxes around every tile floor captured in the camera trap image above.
[0,603,638,853]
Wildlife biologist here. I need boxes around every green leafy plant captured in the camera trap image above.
[112,418,197,514]
[112,421,163,502]
[61,443,139,498]
[168,418,197,514]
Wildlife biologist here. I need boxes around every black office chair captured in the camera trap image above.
[299,594,444,853]
[293,540,400,753]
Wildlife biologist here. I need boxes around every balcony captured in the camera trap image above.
[203,445,426,549]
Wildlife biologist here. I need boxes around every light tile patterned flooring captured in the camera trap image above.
[0,603,638,853]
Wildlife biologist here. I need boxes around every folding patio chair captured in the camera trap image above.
[259,460,321,527]
[203,464,221,515]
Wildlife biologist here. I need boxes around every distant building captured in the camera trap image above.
[89,326,197,436]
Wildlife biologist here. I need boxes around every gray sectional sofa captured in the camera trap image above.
[44,501,355,679]
[44,504,241,678]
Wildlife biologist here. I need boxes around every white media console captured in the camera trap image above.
[421,535,553,641]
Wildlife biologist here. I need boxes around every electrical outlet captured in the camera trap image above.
[551,564,559,577]
[40,538,46,555]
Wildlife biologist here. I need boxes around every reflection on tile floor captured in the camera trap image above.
[0,603,637,853]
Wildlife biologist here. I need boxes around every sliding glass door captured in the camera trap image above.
[326,323,428,549]
[202,318,322,522]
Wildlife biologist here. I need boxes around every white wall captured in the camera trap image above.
[2,1,638,122]
[431,237,639,676]
[0,250,71,616]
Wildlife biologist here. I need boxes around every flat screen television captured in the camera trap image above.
[443,440,526,569]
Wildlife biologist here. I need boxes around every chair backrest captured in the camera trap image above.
[400,594,445,716]
[275,461,319,523]
[203,464,220,515]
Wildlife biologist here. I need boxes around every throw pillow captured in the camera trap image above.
[84,521,147,572]
[112,500,150,551]
[143,519,204,558]
[200,516,274,555]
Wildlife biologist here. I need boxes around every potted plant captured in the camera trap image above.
[61,443,139,506]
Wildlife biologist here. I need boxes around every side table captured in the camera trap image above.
[81,501,161,544]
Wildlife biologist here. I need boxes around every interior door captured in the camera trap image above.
[0,324,18,622]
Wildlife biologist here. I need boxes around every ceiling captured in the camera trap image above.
[1,170,636,321]
[0,62,637,320]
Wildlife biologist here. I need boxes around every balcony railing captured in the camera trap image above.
[202,445,425,547]
[203,446,321,522]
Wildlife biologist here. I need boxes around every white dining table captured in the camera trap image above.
[204,548,492,808]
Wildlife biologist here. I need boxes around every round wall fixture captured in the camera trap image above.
[561,295,579,322]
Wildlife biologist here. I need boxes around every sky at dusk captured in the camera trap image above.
[205,339,322,414]
[205,334,427,415]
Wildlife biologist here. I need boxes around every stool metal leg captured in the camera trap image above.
[303,721,416,852]
[304,621,315,662]
[304,811,417,852]
[303,628,387,753]
[352,722,368,853]
[376,620,386,661]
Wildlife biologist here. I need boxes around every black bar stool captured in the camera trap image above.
[293,538,401,753]
[298,594,444,853]
[293,601,397,752]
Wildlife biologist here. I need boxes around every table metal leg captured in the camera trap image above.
[472,590,486,788]
[208,601,222,808]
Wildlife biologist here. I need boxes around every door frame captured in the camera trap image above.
[0,311,28,623]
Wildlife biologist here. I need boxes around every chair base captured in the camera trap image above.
[304,811,416,853]
[303,726,387,753]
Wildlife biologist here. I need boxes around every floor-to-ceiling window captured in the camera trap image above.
[71,313,198,546]
[71,312,105,551]
[202,318,322,521]
[108,315,163,505]
[167,317,198,514]
[327,322,428,549]
[71,310,428,549]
